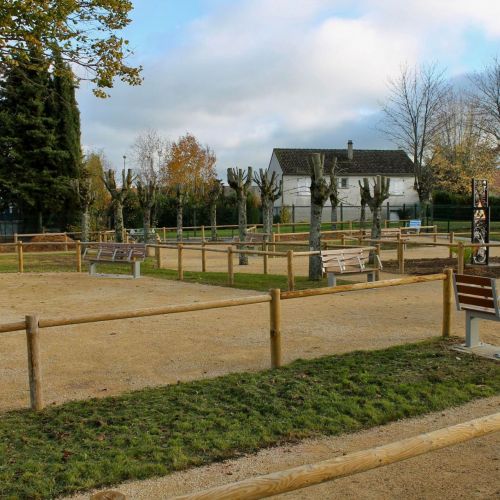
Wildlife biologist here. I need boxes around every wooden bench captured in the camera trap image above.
[407,219,422,234]
[453,274,499,347]
[83,243,147,278]
[321,247,382,286]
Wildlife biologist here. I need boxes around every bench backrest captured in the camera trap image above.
[321,247,379,273]
[453,274,499,317]
[96,243,146,262]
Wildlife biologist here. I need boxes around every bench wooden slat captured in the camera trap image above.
[455,274,494,287]
[456,284,493,298]
[456,294,496,311]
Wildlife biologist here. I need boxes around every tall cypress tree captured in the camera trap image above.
[49,53,83,227]
[0,48,76,231]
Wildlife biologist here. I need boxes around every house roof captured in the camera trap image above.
[272,148,414,176]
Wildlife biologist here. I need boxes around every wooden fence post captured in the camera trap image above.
[457,242,465,274]
[449,232,454,259]
[397,234,404,274]
[263,241,268,275]
[17,241,24,273]
[13,232,18,244]
[269,289,282,369]
[442,268,453,338]
[287,250,295,291]
[163,227,166,241]
[341,233,346,246]
[177,243,184,281]
[227,246,234,285]
[25,314,43,411]
[433,225,438,244]
[271,233,276,258]
[64,232,68,252]
[201,241,207,272]
[76,240,82,272]
[201,225,205,242]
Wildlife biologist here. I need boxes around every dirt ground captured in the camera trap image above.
[1,271,499,412]
[68,395,500,500]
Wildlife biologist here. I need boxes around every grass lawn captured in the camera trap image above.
[0,253,334,291]
[1,339,499,499]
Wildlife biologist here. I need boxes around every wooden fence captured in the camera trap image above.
[0,272,453,412]
[167,413,500,500]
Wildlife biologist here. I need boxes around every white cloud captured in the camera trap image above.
[78,0,500,176]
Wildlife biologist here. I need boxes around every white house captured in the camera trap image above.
[267,141,419,221]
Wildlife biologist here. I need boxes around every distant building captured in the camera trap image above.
[267,140,419,221]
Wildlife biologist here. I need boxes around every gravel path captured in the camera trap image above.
[67,396,500,499]
[1,272,499,412]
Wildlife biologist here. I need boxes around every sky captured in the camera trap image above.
[77,0,500,177]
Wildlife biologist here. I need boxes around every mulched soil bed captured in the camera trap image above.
[383,257,500,278]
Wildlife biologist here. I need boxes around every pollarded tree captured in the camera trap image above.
[358,179,371,229]
[253,169,281,237]
[136,161,159,243]
[174,184,185,241]
[361,176,390,242]
[308,154,336,280]
[227,167,253,265]
[72,166,95,243]
[102,169,133,242]
[205,179,224,241]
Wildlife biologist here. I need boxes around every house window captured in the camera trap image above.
[390,179,404,195]
[296,178,309,196]
[338,178,348,189]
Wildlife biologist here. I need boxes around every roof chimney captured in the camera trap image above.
[347,140,353,161]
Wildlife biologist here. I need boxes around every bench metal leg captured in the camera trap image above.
[327,273,337,287]
[132,261,141,279]
[465,311,480,348]
[89,262,97,276]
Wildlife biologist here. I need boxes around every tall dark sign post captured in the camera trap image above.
[471,179,489,265]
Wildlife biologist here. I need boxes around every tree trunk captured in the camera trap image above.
[238,196,248,265]
[37,211,43,233]
[360,202,366,229]
[210,202,217,240]
[143,209,151,243]
[262,198,272,237]
[114,202,124,243]
[81,208,90,243]
[370,205,382,241]
[176,200,183,242]
[309,203,323,280]
[331,203,338,230]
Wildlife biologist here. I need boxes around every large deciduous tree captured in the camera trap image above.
[0,0,142,97]
[253,169,281,237]
[430,91,497,194]
[308,154,336,280]
[227,167,253,265]
[132,130,166,241]
[468,56,500,150]
[72,166,95,243]
[380,64,449,213]
[163,133,217,239]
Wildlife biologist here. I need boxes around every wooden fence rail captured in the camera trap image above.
[0,274,453,411]
[170,413,500,500]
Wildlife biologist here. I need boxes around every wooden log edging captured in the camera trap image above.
[281,274,446,300]
[171,413,500,500]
